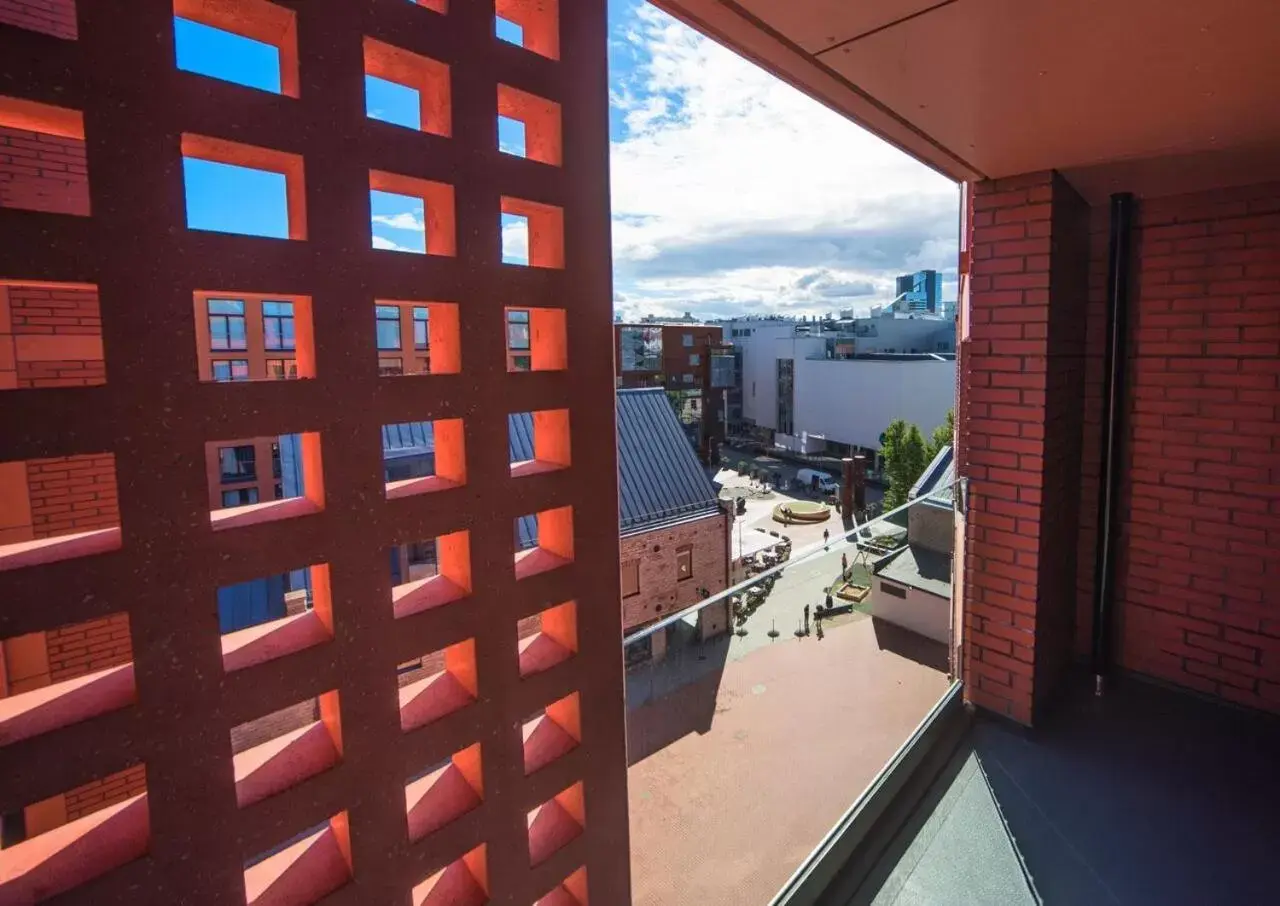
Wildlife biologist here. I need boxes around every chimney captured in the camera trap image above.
[852,455,867,511]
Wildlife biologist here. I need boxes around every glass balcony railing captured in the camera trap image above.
[622,480,962,906]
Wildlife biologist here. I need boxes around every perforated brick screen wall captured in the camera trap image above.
[0,1,630,902]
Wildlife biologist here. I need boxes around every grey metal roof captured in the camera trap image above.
[615,388,720,533]
[873,544,953,599]
[508,389,719,537]
[382,421,434,461]
[910,445,954,508]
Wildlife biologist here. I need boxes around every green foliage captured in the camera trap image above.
[926,408,955,462]
[881,418,927,510]
[882,409,954,510]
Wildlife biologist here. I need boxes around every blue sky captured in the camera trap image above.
[176,2,957,319]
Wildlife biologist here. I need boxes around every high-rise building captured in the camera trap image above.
[895,269,944,312]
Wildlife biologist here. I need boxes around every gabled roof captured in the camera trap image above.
[382,421,434,461]
[910,444,954,508]
[615,388,721,533]
[508,388,720,539]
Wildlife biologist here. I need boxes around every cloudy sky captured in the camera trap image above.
[176,2,959,323]
[606,0,960,322]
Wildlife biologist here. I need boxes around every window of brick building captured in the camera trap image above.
[262,301,295,350]
[690,354,700,366]
[211,359,250,382]
[413,306,429,350]
[379,356,404,376]
[221,487,259,507]
[507,309,531,371]
[683,333,693,347]
[376,305,401,350]
[208,299,247,350]
[676,546,693,581]
[621,559,639,598]
[218,445,256,483]
[266,359,297,380]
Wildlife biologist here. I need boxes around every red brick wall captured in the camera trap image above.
[1109,182,1280,711]
[7,285,104,387]
[25,453,118,538]
[962,171,1089,725]
[45,613,131,683]
[619,512,729,632]
[0,0,77,39]
[64,765,146,822]
[230,699,319,754]
[0,125,89,216]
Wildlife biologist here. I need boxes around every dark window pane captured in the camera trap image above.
[511,355,532,371]
[212,361,231,381]
[221,487,259,507]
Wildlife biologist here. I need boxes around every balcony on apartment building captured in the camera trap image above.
[2,0,1280,905]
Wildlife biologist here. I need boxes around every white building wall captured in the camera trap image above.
[792,357,955,450]
[870,581,950,644]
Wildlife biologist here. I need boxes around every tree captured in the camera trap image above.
[925,408,955,462]
[881,418,929,510]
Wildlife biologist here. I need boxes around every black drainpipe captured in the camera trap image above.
[1092,192,1135,695]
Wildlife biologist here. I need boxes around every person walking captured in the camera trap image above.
[823,527,830,549]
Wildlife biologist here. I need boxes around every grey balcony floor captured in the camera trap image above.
[847,675,1280,906]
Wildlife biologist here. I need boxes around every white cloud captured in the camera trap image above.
[372,234,417,252]
[372,212,425,231]
[502,216,529,264]
[610,5,959,319]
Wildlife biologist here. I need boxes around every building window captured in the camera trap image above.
[262,301,295,350]
[621,559,640,597]
[271,442,282,479]
[376,305,401,350]
[218,445,256,483]
[881,581,907,599]
[379,356,404,376]
[221,487,259,507]
[689,354,700,366]
[412,306,429,350]
[682,333,693,347]
[676,545,693,581]
[274,482,283,499]
[682,373,694,384]
[508,309,531,371]
[507,309,530,350]
[211,359,249,382]
[266,358,297,380]
[407,541,437,568]
[208,299,246,351]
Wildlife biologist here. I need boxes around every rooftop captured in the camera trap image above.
[511,388,721,541]
[873,545,952,599]
[910,446,954,508]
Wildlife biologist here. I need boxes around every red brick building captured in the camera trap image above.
[614,321,728,460]
[612,389,732,661]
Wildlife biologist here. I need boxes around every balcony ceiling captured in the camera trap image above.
[652,0,1280,194]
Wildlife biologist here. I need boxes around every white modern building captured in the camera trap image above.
[716,315,956,457]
